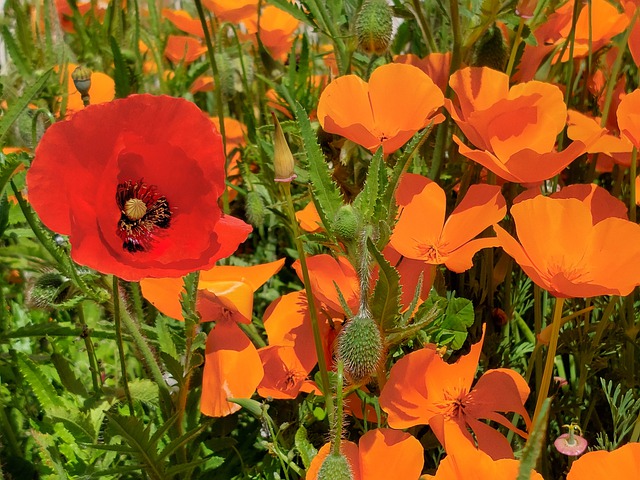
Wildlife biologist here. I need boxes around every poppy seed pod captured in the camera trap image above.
[318,453,353,480]
[272,113,297,183]
[355,0,393,55]
[337,310,383,384]
[71,65,92,106]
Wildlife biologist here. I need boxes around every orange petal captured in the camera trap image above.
[444,237,501,273]
[390,181,446,261]
[441,184,506,254]
[201,318,264,417]
[140,277,185,320]
[307,441,360,480]
[394,52,451,93]
[567,443,640,479]
[359,429,424,480]
[197,281,255,323]
[617,88,640,149]
[200,259,285,292]
[551,183,628,224]
[448,67,510,119]
[296,201,323,232]
[161,8,205,37]
[164,35,207,64]
[257,345,310,400]
[395,172,434,207]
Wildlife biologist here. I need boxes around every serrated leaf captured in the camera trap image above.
[353,147,385,225]
[284,95,343,229]
[50,352,88,397]
[156,316,179,360]
[294,425,317,469]
[0,69,52,144]
[0,153,27,198]
[17,351,64,411]
[0,25,32,77]
[367,238,401,331]
[0,194,10,237]
[166,458,211,477]
[0,322,120,342]
[127,379,160,405]
[110,36,131,98]
[158,423,208,461]
[267,0,317,27]
[49,405,96,444]
[517,398,551,480]
[30,429,68,479]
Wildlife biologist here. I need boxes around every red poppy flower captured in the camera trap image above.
[317,63,445,155]
[379,329,530,460]
[447,67,591,183]
[495,184,640,298]
[307,428,424,480]
[27,94,251,281]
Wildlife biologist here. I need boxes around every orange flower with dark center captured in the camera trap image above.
[447,67,591,183]
[390,173,506,272]
[495,184,640,298]
[379,329,530,460]
[317,63,445,155]
[257,345,317,400]
[28,95,251,281]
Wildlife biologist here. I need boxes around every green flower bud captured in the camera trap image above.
[355,0,394,56]
[332,205,359,242]
[272,113,297,183]
[318,453,353,480]
[245,190,265,227]
[337,311,383,384]
[472,24,507,72]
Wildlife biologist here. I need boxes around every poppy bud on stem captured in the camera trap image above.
[71,65,92,107]
[272,112,297,183]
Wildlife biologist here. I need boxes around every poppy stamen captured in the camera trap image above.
[116,180,171,253]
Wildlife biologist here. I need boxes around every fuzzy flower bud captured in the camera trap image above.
[337,310,383,384]
[318,453,353,480]
[355,0,394,55]
[272,112,297,183]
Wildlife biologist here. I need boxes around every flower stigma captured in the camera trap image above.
[116,180,171,253]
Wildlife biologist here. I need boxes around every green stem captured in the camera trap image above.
[332,360,345,456]
[113,276,134,415]
[505,18,525,78]
[448,0,462,75]
[280,183,335,425]
[532,297,565,425]
[410,0,437,53]
[77,304,102,394]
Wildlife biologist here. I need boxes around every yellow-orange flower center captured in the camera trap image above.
[124,198,147,220]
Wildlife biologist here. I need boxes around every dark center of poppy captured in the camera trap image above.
[116,180,171,253]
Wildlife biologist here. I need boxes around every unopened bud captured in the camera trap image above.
[318,453,353,480]
[337,311,383,384]
[71,65,92,106]
[516,0,537,18]
[355,0,394,56]
[332,205,359,242]
[272,112,297,183]
[472,24,507,72]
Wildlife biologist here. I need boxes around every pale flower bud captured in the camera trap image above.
[272,112,297,183]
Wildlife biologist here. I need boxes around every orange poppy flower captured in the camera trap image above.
[447,67,591,183]
[63,63,115,116]
[202,0,257,23]
[190,75,215,94]
[252,5,299,60]
[379,329,530,460]
[307,428,424,480]
[164,35,207,64]
[161,8,205,37]
[617,88,640,149]
[256,345,317,399]
[317,63,445,155]
[422,428,543,480]
[390,173,506,272]
[566,442,640,479]
[140,260,284,417]
[393,52,452,94]
[296,201,323,233]
[567,110,633,167]
[626,0,640,66]
[495,184,640,298]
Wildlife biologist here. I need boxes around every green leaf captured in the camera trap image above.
[0,25,32,77]
[110,36,131,98]
[367,238,401,331]
[294,425,317,469]
[0,69,53,144]
[228,398,265,418]
[127,379,160,405]
[284,95,343,229]
[267,0,317,27]
[50,352,88,397]
[17,351,64,411]
[158,423,208,461]
[0,152,28,199]
[436,297,474,350]
[353,147,385,225]
[517,398,551,480]
[0,194,10,237]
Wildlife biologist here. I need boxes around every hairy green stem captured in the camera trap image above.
[410,0,437,53]
[280,183,335,425]
[77,304,102,394]
[332,360,345,456]
[113,276,134,415]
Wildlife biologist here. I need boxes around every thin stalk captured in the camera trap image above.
[532,297,565,425]
[448,0,462,75]
[113,276,134,415]
[506,18,525,77]
[280,183,335,424]
[410,0,437,53]
[77,304,102,394]
[332,360,345,456]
